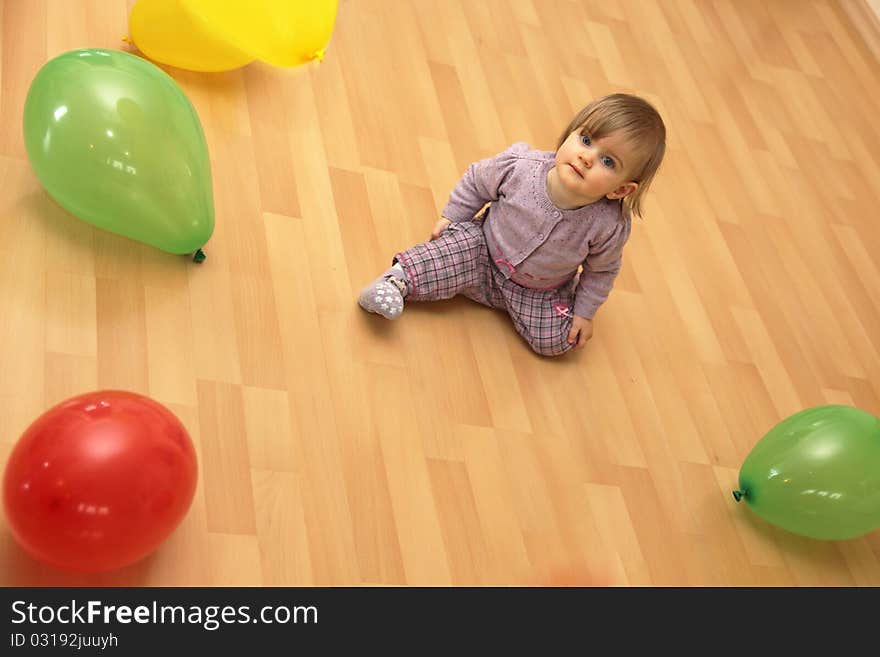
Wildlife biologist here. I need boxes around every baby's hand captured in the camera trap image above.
[430,217,452,240]
[567,315,593,350]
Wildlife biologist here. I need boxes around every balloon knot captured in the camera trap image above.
[311,48,326,62]
[732,490,744,502]
[121,35,130,43]
[193,249,206,263]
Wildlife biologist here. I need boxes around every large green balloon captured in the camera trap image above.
[23,49,213,256]
[733,405,880,540]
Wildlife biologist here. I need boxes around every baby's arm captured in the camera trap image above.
[441,143,527,223]
[572,221,632,320]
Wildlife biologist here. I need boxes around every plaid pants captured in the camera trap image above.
[394,222,576,356]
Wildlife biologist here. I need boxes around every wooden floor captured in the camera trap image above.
[1,0,879,586]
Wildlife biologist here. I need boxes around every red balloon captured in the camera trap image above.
[2,390,197,573]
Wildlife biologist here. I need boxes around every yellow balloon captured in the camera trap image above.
[181,0,340,67]
[129,0,253,72]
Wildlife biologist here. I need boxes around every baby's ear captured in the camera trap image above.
[608,181,638,200]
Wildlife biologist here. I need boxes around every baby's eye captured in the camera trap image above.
[580,133,591,147]
[601,156,615,168]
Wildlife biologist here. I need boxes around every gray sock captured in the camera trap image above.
[358,264,409,319]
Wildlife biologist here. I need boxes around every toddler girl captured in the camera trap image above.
[358,93,666,357]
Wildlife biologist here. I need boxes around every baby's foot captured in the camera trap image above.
[358,267,408,319]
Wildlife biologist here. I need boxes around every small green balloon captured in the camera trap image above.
[23,49,213,255]
[734,405,880,540]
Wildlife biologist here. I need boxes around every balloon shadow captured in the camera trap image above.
[19,187,196,288]
[729,497,867,585]
[0,526,155,587]
[122,39,249,96]
[16,189,95,260]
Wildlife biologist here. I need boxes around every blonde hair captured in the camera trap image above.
[557,93,666,218]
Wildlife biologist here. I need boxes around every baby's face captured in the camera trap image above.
[554,128,640,205]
